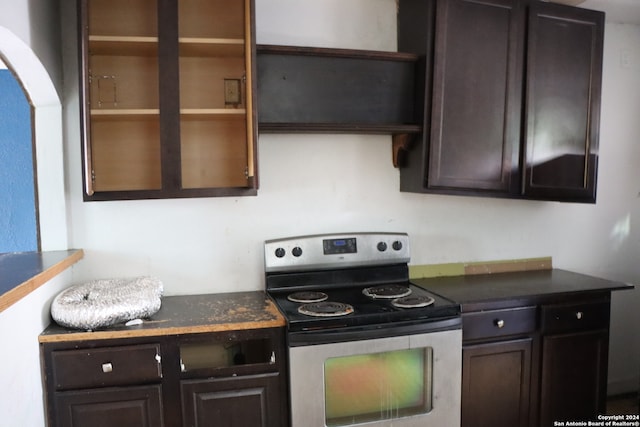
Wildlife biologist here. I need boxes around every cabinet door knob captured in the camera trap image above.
[576,311,583,320]
[102,362,113,373]
[495,319,505,328]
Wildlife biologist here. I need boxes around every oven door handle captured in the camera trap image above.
[287,316,461,347]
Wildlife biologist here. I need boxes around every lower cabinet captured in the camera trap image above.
[41,327,288,427]
[461,306,537,427]
[461,294,611,427]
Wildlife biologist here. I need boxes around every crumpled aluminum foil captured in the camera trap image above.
[51,276,163,330]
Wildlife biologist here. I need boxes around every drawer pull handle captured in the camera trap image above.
[495,319,505,328]
[102,362,113,373]
[576,311,583,320]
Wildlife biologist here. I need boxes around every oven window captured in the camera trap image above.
[324,347,433,426]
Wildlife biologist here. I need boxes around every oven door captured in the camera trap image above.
[288,328,462,427]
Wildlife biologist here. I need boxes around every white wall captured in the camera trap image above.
[0,0,62,96]
[0,269,74,427]
[0,26,68,252]
[593,21,640,394]
[0,0,67,252]
[58,0,639,394]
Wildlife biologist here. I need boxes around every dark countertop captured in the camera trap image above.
[414,268,633,312]
[40,291,286,343]
[0,250,83,313]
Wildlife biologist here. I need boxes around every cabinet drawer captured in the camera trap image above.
[52,344,162,391]
[463,307,537,341]
[541,300,610,335]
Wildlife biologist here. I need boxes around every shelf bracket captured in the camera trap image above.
[392,133,416,168]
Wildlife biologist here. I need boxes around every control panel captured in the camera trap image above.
[264,232,410,273]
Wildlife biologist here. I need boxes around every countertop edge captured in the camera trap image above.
[458,288,629,313]
[0,249,84,314]
[38,319,287,344]
[39,292,287,343]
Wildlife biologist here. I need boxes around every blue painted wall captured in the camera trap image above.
[0,69,38,253]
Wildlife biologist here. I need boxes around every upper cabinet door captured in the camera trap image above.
[398,0,605,204]
[79,0,257,201]
[428,0,524,193]
[523,2,604,203]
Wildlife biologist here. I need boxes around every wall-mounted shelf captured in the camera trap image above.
[256,44,422,136]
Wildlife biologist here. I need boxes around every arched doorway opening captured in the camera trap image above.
[0,26,68,252]
[0,58,38,252]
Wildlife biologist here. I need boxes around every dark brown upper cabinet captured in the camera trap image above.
[78,0,258,201]
[397,0,604,203]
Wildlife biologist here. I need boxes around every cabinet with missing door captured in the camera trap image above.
[78,0,257,200]
[40,293,288,427]
[40,328,287,427]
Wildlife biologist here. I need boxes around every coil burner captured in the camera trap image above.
[391,295,435,309]
[362,284,412,299]
[298,301,354,317]
[287,291,329,303]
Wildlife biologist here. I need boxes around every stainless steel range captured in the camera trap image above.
[264,232,462,427]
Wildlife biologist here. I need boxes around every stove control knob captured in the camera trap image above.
[292,246,303,257]
[392,240,403,251]
[275,247,286,258]
[377,241,388,252]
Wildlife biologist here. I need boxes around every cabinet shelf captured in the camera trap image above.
[89,35,158,56]
[179,38,245,57]
[90,109,160,118]
[180,109,247,119]
[258,122,421,135]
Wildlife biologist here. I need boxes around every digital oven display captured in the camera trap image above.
[323,238,357,255]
